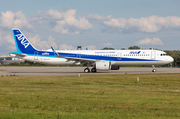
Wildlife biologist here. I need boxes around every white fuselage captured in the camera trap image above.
[19,49,173,66]
[11,28,174,73]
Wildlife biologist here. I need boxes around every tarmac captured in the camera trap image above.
[0,67,179,76]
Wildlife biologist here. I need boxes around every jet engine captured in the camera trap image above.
[111,65,120,70]
[95,61,111,70]
[95,61,120,71]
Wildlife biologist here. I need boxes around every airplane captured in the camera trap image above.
[10,28,174,73]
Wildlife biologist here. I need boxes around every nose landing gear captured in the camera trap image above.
[152,65,156,72]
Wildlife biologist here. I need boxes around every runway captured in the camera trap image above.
[0,67,179,76]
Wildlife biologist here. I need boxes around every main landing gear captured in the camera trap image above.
[84,68,90,73]
[84,68,97,73]
[152,65,156,72]
[91,68,97,73]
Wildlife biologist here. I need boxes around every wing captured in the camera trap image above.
[51,47,96,66]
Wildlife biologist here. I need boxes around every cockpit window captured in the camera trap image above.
[160,54,168,56]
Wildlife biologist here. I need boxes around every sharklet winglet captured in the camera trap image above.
[51,47,63,57]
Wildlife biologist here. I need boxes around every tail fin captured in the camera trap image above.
[12,28,37,54]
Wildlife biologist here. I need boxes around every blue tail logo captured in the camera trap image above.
[12,29,37,54]
[15,33,30,48]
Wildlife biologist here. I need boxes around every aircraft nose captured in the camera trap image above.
[169,56,174,63]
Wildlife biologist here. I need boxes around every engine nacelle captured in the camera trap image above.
[95,61,111,71]
[111,65,120,70]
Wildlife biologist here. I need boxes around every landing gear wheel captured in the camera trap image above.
[84,68,90,73]
[152,65,156,73]
[91,68,97,73]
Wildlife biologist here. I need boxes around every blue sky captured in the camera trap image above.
[0,0,180,55]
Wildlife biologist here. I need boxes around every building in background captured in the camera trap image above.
[0,55,24,65]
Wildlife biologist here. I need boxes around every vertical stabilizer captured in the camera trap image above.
[12,29,37,54]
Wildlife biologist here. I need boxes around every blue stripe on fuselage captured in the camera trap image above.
[27,51,159,61]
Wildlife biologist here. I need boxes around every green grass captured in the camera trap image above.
[0,73,180,119]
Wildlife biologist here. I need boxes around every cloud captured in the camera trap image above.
[0,11,33,30]
[45,9,63,20]
[0,32,2,46]
[1,10,180,35]
[87,15,180,33]
[31,9,94,34]
[0,9,94,35]
[0,11,14,29]
[30,10,46,24]
[28,35,49,50]
[83,45,96,50]
[59,44,74,50]
[47,35,57,49]
[52,9,94,34]
[86,14,112,21]
[136,38,164,45]
[3,10,180,35]
[4,35,14,45]
[103,43,112,47]
[63,6,71,10]
[2,35,16,50]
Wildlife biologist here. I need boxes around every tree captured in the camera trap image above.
[128,46,140,49]
[101,47,115,50]
[149,48,159,50]
[165,50,180,66]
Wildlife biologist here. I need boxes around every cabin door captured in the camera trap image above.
[77,53,81,58]
[117,52,122,60]
[151,51,156,59]
[34,51,39,60]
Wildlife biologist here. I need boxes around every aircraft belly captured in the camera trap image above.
[38,58,74,65]
[23,56,74,65]
[23,56,34,62]
[114,61,164,66]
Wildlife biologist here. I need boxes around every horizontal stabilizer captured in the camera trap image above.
[9,52,27,58]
